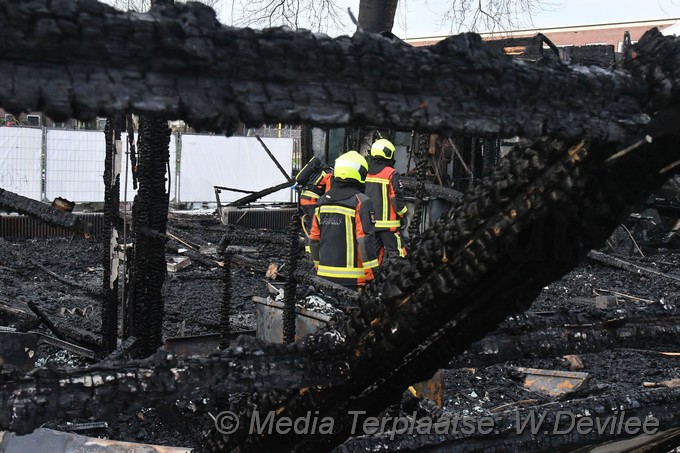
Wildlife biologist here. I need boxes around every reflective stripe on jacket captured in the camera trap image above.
[365,160,407,231]
[309,185,379,287]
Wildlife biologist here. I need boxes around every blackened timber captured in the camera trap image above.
[51,321,102,350]
[26,301,67,341]
[219,232,289,245]
[167,241,222,268]
[102,118,123,354]
[339,387,680,452]
[401,177,463,203]
[407,137,429,245]
[283,211,302,343]
[0,345,349,434]
[0,1,660,142]
[227,182,293,207]
[588,250,680,284]
[129,117,171,358]
[218,235,232,349]
[167,240,269,273]
[29,259,102,298]
[0,189,91,236]
[166,225,212,250]
[98,336,137,364]
[293,270,360,302]
[0,298,37,329]
[3,8,680,452]
[450,316,680,368]
[2,131,680,450]
[227,128,680,451]
[215,185,257,194]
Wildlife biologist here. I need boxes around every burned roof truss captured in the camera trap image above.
[1,1,680,451]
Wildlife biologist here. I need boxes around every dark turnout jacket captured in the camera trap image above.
[365,158,408,231]
[309,181,380,287]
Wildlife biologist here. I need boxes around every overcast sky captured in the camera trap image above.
[219,0,680,38]
[394,0,680,38]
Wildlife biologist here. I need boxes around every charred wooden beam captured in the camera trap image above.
[587,250,680,284]
[1,5,680,451]
[0,298,38,330]
[227,182,293,207]
[448,298,680,367]
[98,336,137,364]
[51,321,102,351]
[0,189,91,236]
[29,259,101,298]
[166,241,221,269]
[26,301,68,342]
[0,1,660,142]
[293,270,361,302]
[283,211,302,343]
[450,315,680,368]
[224,126,680,451]
[3,130,680,447]
[218,235,232,349]
[401,177,463,203]
[101,118,123,354]
[0,342,349,434]
[166,225,214,251]
[129,117,172,358]
[339,387,680,452]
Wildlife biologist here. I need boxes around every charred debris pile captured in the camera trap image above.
[2,1,680,452]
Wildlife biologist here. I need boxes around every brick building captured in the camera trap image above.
[406,18,679,52]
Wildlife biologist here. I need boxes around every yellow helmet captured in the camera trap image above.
[333,151,368,184]
[370,139,396,160]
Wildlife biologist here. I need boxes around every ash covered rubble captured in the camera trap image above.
[2,1,680,452]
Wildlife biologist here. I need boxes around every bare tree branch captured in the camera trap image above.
[441,0,558,34]
[232,0,346,33]
[101,0,222,16]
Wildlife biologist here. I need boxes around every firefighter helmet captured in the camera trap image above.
[333,151,368,184]
[370,139,396,160]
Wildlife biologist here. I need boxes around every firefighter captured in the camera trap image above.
[365,138,408,261]
[309,151,380,290]
[295,156,333,252]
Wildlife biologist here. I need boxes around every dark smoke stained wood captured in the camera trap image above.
[1,2,680,452]
[0,1,653,142]
[233,130,680,452]
[129,117,172,358]
[450,315,680,368]
[0,344,349,434]
[101,118,123,355]
[0,189,92,236]
[339,386,680,452]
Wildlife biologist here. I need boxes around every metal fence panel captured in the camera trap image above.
[45,129,105,202]
[2,126,291,204]
[179,135,294,203]
[0,127,43,199]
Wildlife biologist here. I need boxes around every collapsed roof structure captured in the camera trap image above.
[1,1,680,451]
